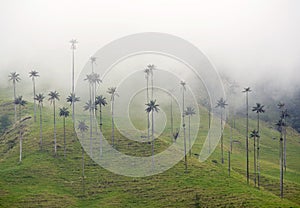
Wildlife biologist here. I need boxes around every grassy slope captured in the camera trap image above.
[0,97,299,207]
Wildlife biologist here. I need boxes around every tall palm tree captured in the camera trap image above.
[216,98,228,164]
[95,95,107,156]
[83,100,96,156]
[9,72,21,122]
[29,70,39,122]
[35,93,45,150]
[250,129,260,187]
[180,80,187,172]
[91,73,102,131]
[48,91,60,156]
[276,118,285,198]
[59,107,70,158]
[107,87,118,147]
[185,107,195,157]
[242,87,251,184]
[14,96,27,162]
[66,93,80,122]
[278,102,289,172]
[144,67,151,142]
[252,103,265,188]
[145,100,160,169]
[70,39,78,105]
[77,120,88,192]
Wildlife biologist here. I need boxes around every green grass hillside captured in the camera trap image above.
[0,97,299,207]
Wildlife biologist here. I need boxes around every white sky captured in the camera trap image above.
[0,0,300,94]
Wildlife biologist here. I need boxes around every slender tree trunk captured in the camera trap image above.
[228,150,231,176]
[283,114,287,172]
[89,84,93,157]
[188,115,191,157]
[182,89,187,172]
[63,117,66,159]
[39,105,43,150]
[13,82,17,123]
[253,136,256,186]
[257,113,260,188]
[152,110,154,169]
[33,78,37,122]
[246,92,249,184]
[220,111,224,162]
[54,101,57,156]
[147,77,150,142]
[112,99,115,147]
[94,83,97,134]
[99,105,103,157]
[81,132,85,195]
[280,137,284,198]
[171,98,174,143]
[230,114,233,153]
[208,107,211,153]
[19,130,22,162]
[72,48,75,121]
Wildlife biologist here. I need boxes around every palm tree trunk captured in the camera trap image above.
[13,82,17,123]
[81,132,85,195]
[246,92,249,184]
[152,110,154,169]
[33,78,37,122]
[283,114,287,172]
[63,117,66,159]
[99,105,103,157]
[19,130,22,162]
[54,101,57,156]
[228,150,231,176]
[220,110,224,160]
[171,98,174,143]
[112,99,115,147]
[89,84,93,157]
[253,136,256,186]
[72,48,75,121]
[147,77,150,142]
[182,89,187,172]
[257,113,260,188]
[188,115,191,157]
[39,105,43,150]
[280,137,283,198]
[208,107,211,153]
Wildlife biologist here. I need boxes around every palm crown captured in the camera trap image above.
[35,93,45,106]
[185,107,196,116]
[48,91,60,104]
[78,121,88,133]
[252,103,265,113]
[29,70,39,79]
[216,98,228,109]
[9,72,21,83]
[59,107,70,118]
[95,95,107,107]
[66,93,80,105]
[145,100,160,113]
[107,87,118,101]
[14,96,27,106]
[250,130,260,138]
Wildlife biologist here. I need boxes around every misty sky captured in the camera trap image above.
[0,0,300,96]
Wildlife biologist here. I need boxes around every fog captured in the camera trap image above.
[1,0,300,100]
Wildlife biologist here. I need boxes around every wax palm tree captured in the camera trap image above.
[14,96,27,162]
[276,118,285,198]
[180,80,187,172]
[145,99,160,169]
[95,95,107,156]
[91,73,102,128]
[77,120,88,192]
[29,70,39,122]
[278,102,289,172]
[83,100,97,156]
[185,107,195,157]
[250,129,259,187]
[242,87,251,184]
[252,103,265,188]
[48,90,60,156]
[144,67,151,142]
[35,93,45,150]
[9,72,21,122]
[216,97,228,164]
[59,107,70,158]
[66,93,80,122]
[107,87,118,147]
